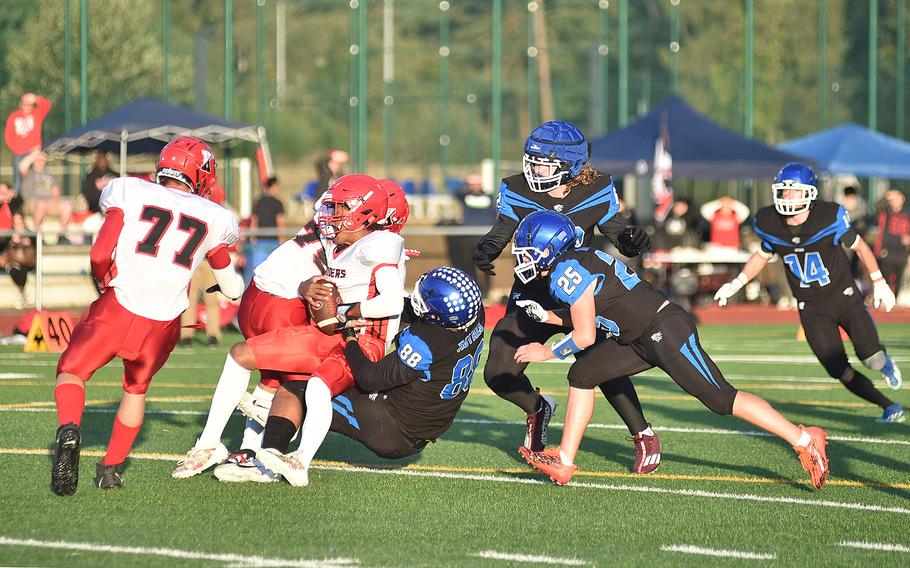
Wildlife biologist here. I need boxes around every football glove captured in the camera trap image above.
[516,299,548,323]
[341,326,359,341]
[336,303,357,327]
[616,226,651,257]
[872,276,896,312]
[713,274,749,307]
[472,249,496,276]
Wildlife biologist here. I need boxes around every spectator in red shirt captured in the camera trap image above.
[874,189,910,297]
[4,93,52,192]
[701,195,750,249]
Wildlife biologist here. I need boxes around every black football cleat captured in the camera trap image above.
[51,423,81,496]
[95,461,125,489]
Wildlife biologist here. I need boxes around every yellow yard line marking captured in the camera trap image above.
[3,447,908,490]
[0,396,211,409]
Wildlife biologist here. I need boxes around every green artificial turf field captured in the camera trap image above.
[0,323,907,567]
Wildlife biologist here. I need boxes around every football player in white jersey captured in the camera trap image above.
[51,136,243,496]
[172,216,323,482]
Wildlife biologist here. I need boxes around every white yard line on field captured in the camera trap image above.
[0,536,359,567]
[472,550,588,565]
[0,373,38,379]
[660,544,775,560]
[838,541,910,553]
[4,448,910,514]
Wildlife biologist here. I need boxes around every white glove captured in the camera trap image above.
[516,299,548,323]
[713,274,749,307]
[872,275,896,312]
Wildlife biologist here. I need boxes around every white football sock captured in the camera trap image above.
[197,353,251,448]
[241,419,264,451]
[794,429,811,448]
[292,377,332,468]
[559,449,574,466]
[639,426,655,436]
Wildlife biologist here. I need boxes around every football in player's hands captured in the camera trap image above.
[307,281,344,334]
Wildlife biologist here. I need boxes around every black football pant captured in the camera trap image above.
[483,298,650,434]
[575,304,738,416]
[329,389,428,459]
[800,295,883,379]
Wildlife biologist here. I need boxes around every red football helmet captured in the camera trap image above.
[317,174,388,238]
[377,179,409,233]
[156,136,217,198]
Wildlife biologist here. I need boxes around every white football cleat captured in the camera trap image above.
[213,449,279,483]
[237,392,270,427]
[256,448,309,487]
[171,443,229,478]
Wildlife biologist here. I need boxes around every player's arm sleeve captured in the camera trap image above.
[475,214,519,260]
[597,215,627,245]
[89,207,124,281]
[206,213,244,300]
[345,341,420,391]
[359,264,405,318]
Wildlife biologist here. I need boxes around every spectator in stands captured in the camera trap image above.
[0,213,36,309]
[874,189,910,297]
[18,152,73,244]
[701,195,749,249]
[82,152,115,214]
[314,150,349,194]
[842,186,870,281]
[651,197,706,251]
[447,174,496,295]
[245,176,285,284]
[4,93,52,191]
[0,181,24,224]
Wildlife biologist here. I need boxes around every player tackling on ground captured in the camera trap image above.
[51,137,243,495]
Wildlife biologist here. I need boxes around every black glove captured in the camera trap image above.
[616,226,651,257]
[205,284,222,294]
[472,249,496,276]
[341,326,359,341]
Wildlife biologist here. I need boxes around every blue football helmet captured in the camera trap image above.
[411,266,483,329]
[772,162,818,216]
[512,210,579,284]
[522,121,590,193]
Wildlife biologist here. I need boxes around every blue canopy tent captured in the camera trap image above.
[44,98,272,176]
[589,95,803,179]
[778,122,910,179]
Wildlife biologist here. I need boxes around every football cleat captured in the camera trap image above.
[793,425,828,490]
[875,403,906,424]
[523,390,557,452]
[171,443,229,478]
[51,423,81,496]
[214,449,279,483]
[237,392,270,427]
[519,446,577,485]
[629,426,661,474]
[880,355,903,390]
[95,461,125,489]
[256,448,309,487]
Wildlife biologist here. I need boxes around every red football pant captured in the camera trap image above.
[56,291,180,394]
[246,325,385,396]
[237,282,311,388]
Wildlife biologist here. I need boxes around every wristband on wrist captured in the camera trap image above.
[551,333,584,360]
[869,270,883,282]
[734,273,749,286]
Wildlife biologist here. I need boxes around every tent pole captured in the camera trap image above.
[120,129,128,176]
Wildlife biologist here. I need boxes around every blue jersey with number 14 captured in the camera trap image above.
[548,248,667,345]
[753,201,858,303]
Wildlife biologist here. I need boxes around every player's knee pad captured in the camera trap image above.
[838,367,856,384]
[861,350,887,372]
